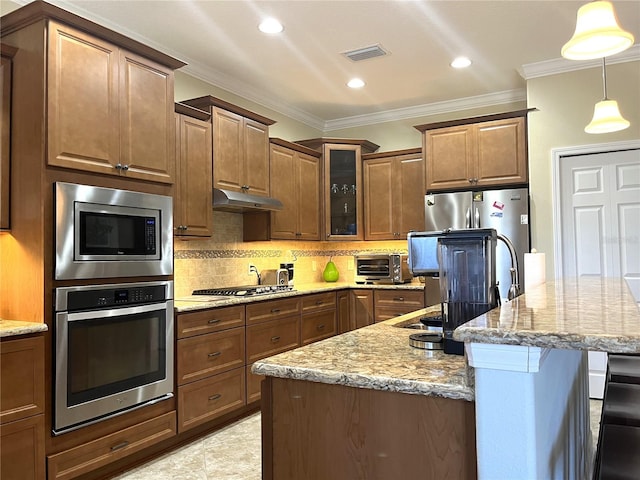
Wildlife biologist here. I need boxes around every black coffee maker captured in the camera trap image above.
[437,229,499,355]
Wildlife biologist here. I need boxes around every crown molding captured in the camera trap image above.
[323,89,527,131]
[520,44,640,80]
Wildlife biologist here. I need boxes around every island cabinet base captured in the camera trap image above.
[262,377,477,480]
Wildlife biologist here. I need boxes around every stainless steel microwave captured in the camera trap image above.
[54,182,173,280]
[355,253,412,284]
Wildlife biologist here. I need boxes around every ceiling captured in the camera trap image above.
[2,0,640,130]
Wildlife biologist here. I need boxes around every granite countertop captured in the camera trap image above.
[454,277,640,353]
[252,305,475,402]
[175,281,425,313]
[0,319,48,338]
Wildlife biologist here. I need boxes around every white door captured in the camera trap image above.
[556,145,640,398]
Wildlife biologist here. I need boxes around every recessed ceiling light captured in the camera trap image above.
[347,78,365,89]
[258,18,284,34]
[450,56,472,69]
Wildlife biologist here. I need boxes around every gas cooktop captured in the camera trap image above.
[192,284,294,297]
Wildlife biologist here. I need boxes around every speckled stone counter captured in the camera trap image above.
[252,305,474,401]
[0,319,48,338]
[174,281,425,313]
[454,277,640,353]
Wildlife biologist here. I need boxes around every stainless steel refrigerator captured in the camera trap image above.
[424,187,530,301]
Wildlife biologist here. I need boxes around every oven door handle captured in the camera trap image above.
[62,301,173,322]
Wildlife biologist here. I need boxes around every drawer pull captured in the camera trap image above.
[271,308,281,314]
[208,351,221,358]
[207,319,221,325]
[110,441,129,452]
[315,300,323,305]
[317,324,325,330]
[393,297,405,302]
[208,393,222,401]
[270,335,281,343]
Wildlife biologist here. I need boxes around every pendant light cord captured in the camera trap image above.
[601,57,608,101]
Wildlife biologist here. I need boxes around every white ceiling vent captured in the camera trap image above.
[342,44,388,62]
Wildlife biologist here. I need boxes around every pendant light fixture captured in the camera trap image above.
[562,1,634,60]
[585,57,630,134]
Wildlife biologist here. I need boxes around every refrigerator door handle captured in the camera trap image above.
[474,207,480,228]
[465,208,471,228]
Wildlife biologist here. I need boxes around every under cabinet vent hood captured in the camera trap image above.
[212,188,283,212]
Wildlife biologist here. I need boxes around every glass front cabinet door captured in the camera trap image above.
[324,144,363,240]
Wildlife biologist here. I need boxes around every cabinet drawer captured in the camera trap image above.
[374,307,420,323]
[246,298,301,325]
[47,411,176,480]
[0,336,44,424]
[301,310,337,346]
[177,327,245,386]
[246,364,263,404]
[176,305,245,339]
[301,292,336,314]
[374,290,424,308]
[177,367,245,433]
[0,415,45,480]
[246,316,300,363]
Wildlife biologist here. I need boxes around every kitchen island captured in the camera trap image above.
[254,277,640,480]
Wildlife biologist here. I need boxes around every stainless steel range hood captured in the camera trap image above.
[212,188,283,212]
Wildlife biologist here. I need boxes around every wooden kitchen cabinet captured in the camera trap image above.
[181,95,275,197]
[373,289,424,322]
[174,105,213,236]
[0,44,16,230]
[0,335,45,480]
[46,21,178,184]
[300,292,337,345]
[337,290,351,334]
[296,138,379,241]
[269,138,322,240]
[363,148,425,240]
[349,289,374,331]
[416,111,528,192]
[176,305,247,433]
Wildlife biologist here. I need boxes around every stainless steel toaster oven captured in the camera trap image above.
[355,253,412,284]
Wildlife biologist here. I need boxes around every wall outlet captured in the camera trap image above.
[312,261,317,272]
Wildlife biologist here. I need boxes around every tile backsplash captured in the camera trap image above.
[174,211,412,298]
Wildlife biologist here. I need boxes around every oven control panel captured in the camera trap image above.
[56,281,172,312]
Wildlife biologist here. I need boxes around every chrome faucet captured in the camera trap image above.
[497,233,520,300]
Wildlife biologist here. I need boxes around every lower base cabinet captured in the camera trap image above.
[177,368,246,433]
[0,415,45,480]
[47,412,177,480]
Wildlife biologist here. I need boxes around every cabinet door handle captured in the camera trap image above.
[110,441,129,452]
[317,324,325,330]
[115,163,123,170]
[208,393,222,401]
[122,164,129,171]
[270,336,281,343]
[271,308,281,314]
[207,319,221,325]
[208,351,221,358]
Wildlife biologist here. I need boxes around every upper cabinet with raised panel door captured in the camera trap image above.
[363,148,425,240]
[1,3,185,186]
[182,95,275,197]
[174,103,213,237]
[0,44,16,230]
[415,110,529,192]
[46,21,181,183]
[269,138,321,241]
[296,138,379,241]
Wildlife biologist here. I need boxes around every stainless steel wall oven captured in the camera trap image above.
[54,182,173,280]
[53,281,174,435]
